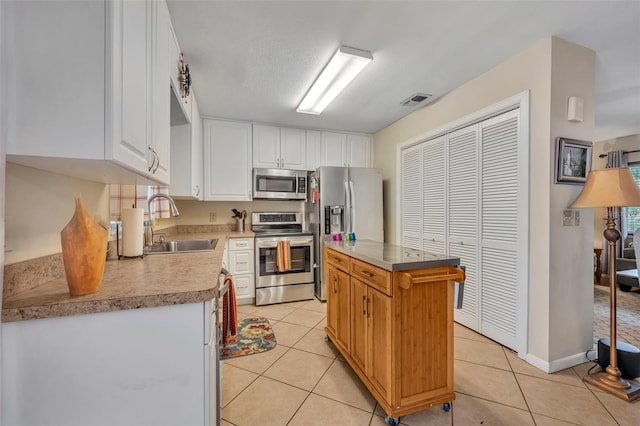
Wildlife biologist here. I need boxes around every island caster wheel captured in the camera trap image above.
[384,416,400,426]
[442,402,451,412]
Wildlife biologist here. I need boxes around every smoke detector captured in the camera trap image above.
[401,93,431,107]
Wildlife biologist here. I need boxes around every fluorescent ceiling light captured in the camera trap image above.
[297,46,373,115]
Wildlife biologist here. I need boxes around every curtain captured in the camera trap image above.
[602,151,628,274]
[109,185,171,221]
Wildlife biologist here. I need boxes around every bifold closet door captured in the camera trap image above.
[422,136,446,254]
[479,110,520,350]
[401,144,422,250]
[448,125,479,331]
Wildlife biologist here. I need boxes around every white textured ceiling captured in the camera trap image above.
[166,0,640,141]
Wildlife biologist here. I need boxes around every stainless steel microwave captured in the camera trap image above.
[253,168,308,200]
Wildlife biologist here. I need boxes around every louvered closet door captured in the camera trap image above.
[401,144,422,250]
[447,125,479,330]
[422,136,446,254]
[480,110,520,350]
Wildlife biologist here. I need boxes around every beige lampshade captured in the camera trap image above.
[570,167,640,208]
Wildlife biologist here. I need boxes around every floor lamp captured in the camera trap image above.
[571,167,640,402]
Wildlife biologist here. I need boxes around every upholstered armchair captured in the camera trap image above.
[616,230,640,292]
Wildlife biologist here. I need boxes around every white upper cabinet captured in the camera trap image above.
[252,125,280,169]
[150,0,171,184]
[306,130,322,171]
[204,119,253,201]
[169,93,203,200]
[321,131,371,167]
[321,132,347,167]
[4,0,173,184]
[280,128,307,169]
[253,125,306,170]
[346,134,372,168]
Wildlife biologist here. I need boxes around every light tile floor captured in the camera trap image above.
[222,296,640,426]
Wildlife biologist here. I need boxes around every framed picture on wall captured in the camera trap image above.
[555,137,592,184]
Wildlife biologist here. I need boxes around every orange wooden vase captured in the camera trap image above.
[60,196,108,296]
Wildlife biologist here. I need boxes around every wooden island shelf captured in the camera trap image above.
[323,240,464,423]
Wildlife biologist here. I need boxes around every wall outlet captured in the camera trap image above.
[573,210,580,226]
[562,210,573,226]
[209,212,216,222]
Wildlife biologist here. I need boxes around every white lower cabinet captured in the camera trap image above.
[227,237,255,305]
[1,302,217,426]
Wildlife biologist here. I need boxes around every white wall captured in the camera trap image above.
[4,163,109,265]
[548,38,595,361]
[374,36,595,370]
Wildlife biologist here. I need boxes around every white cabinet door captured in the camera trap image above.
[169,93,203,200]
[321,131,347,167]
[346,134,371,168]
[112,0,152,176]
[401,144,422,250]
[306,130,322,171]
[204,119,252,201]
[149,0,171,185]
[253,124,280,168]
[280,127,307,170]
[227,237,255,304]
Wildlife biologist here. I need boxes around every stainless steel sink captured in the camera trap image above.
[144,239,218,254]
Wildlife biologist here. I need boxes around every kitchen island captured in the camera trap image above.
[323,239,464,424]
[2,227,252,426]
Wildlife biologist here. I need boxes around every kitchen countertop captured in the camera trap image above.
[2,230,255,322]
[323,238,460,271]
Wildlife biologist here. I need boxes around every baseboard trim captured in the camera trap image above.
[525,350,592,373]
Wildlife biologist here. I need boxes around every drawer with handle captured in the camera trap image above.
[351,258,392,296]
[325,248,350,272]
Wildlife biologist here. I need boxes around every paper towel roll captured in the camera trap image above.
[122,208,144,257]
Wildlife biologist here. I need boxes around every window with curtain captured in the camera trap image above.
[624,162,640,235]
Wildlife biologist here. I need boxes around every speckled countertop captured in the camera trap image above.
[324,238,460,271]
[2,229,255,323]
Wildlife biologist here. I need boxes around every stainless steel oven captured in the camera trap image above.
[252,212,314,305]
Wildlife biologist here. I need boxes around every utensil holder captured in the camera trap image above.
[235,217,245,232]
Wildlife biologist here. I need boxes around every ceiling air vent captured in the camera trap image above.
[401,93,431,107]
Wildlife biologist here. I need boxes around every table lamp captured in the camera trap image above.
[570,167,640,401]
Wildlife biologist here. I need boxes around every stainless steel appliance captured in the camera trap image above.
[253,168,308,200]
[252,212,314,305]
[306,167,384,301]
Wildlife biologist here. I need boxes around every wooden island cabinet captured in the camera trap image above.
[323,241,464,422]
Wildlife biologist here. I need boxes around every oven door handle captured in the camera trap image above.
[256,238,313,248]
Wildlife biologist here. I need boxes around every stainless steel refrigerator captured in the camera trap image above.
[306,166,384,301]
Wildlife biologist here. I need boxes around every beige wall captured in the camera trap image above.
[373,37,596,369]
[5,163,109,264]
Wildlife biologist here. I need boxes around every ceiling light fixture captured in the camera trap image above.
[297,46,373,115]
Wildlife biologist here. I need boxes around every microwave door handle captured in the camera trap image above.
[349,181,355,235]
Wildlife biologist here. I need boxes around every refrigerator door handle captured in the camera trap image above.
[344,180,351,233]
[349,181,355,235]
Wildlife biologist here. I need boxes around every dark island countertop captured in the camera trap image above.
[323,238,460,271]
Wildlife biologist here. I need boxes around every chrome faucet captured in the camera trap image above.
[144,193,180,247]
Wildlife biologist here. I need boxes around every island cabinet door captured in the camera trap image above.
[367,285,392,402]
[350,277,368,372]
[393,272,454,407]
[326,262,351,353]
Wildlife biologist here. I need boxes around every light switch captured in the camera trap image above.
[574,210,580,226]
[563,210,573,226]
